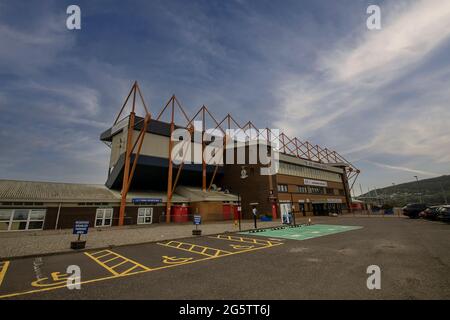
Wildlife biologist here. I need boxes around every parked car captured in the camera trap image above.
[402,203,427,218]
[419,206,442,220]
[436,206,450,222]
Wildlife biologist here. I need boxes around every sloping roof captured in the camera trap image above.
[175,186,238,202]
[0,179,188,203]
[0,179,118,202]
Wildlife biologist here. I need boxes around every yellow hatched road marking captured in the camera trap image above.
[90,249,109,256]
[84,250,151,276]
[212,234,281,247]
[103,256,121,264]
[0,261,10,287]
[0,236,283,300]
[94,252,114,259]
[110,260,128,269]
[84,251,120,276]
[121,265,138,275]
[157,240,232,257]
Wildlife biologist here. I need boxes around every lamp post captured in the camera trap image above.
[240,166,248,229]
[414,176,423,204]
[237,193,241,231]
[290,192,296,226]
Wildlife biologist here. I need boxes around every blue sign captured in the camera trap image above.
[193,215,202,225]
[132,198,162,204]
[73,221,89,235]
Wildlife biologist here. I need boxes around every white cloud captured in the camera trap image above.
[324,0,450,82]
[0,11,74,74]
[362,159,439,177]
[273,0,450,179]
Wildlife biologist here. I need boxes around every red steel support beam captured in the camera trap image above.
[166,97,175,223]
[202,107,207,191]
[118,83,137,226]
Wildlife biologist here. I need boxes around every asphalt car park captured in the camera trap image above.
[0,216,449,299]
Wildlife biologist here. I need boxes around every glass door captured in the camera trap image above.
[95,208,113,227]
[279,202,292,224]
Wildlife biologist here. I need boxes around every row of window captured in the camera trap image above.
[0,209,46,231]
[0,207,155,231]
[278,162,342,182]
[277,184,345,196]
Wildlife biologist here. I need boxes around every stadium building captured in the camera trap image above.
[0,82,359,231]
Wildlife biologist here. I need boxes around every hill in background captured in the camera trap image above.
[359,175,450,206]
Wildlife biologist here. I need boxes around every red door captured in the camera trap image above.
[272,204,277,219]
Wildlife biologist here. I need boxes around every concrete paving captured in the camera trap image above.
[0,219,280,259]
[1,216,449,299]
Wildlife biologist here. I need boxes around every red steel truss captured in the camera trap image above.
[113,82,360,223]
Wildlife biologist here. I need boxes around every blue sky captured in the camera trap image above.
[0,0,449,194]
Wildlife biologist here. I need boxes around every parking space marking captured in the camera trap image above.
[0,261,10,287]
[84,249,151,276]
[0,234,283,300]
[212,234,282,247]
[157,240,232,257]
[31,272,80,288]
[162,256,193,264]
[230,244,254,250]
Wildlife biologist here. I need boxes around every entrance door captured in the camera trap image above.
[312,204,318,216]
[279,202,292,224]
[312,204,327,216]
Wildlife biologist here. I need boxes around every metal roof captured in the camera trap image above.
[0,179,189,203]
[0,179,118,202]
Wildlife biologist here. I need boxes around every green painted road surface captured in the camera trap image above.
[240,224,363,241]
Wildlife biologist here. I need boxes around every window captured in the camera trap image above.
[0,209,11,231]
[338,189,345,196]
[277,184,288,192]
[95,208,113,227]
[137,208,153,224]
[0,209,46,231]
[309,187,324,194]
[297,186,308,193]
[326,188,334,195]
[278,162,342,182]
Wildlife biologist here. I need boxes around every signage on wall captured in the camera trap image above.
[132,198,162,204]
[304,160,330,170]
[304,179,328,187]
